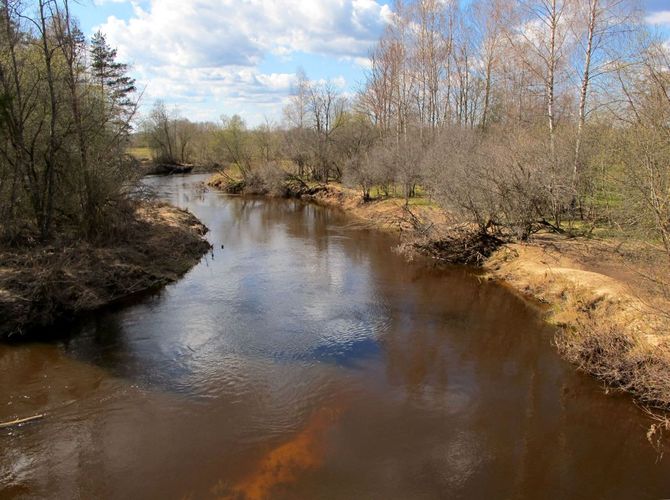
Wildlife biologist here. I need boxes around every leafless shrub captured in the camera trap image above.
[422,126,574,239]
[343,138,396,201]
[252,162,289,196]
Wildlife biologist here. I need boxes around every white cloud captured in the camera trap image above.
[93,0,126,5]
[646,10,670,26]
[350,56,373,69]
[135,65,296,113]
[106,0,391,65]
[96,0,389,124]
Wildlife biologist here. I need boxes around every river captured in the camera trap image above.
[1,174,669,499]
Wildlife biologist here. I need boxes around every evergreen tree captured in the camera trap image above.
[90,30,136,109]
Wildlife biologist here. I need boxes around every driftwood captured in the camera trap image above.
[0,413,45,429]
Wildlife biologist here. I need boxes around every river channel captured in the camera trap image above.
[1,174,669,499]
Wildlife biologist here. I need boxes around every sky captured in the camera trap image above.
[70,0,670,127]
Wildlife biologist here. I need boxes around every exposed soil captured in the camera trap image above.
[0,203,211,338]
[207,174,452,233]
[486,238,670,409]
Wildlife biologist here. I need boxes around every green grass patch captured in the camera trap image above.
[127,147,153,160]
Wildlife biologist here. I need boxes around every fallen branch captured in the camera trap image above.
[537,218,565,234]
[399,205,433,236]
[410,227,505,266]
[0,413,45,429]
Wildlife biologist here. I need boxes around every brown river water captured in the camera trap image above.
[1,174,669,499]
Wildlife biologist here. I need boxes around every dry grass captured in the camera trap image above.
[0,203,211,338]
[557,321,670,407]
[487,240,670,409]
[126,146,153,161]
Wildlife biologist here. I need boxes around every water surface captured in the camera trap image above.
[1,174,669,499]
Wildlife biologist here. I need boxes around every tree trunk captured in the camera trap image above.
[573,0,598,197]
[38,0,60,240]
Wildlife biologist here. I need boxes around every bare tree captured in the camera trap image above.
[471,0,509,128]
[147,100,176,163]
[307,81,347,181]
[570,0,637,194]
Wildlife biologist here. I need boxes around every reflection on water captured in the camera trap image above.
[1,174,669,499]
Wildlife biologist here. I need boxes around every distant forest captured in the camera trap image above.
[139,0,670,257]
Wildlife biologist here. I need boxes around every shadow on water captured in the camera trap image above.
[1,174,669,500]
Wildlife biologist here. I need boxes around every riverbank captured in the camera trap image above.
[208,173,670,410]
[0,203,211,338]
[488,238,670,409]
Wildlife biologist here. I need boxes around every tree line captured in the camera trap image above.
[142,0,669,260]
[0,0,136,243]
[5,0,661,262]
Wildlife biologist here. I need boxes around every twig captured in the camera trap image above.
[640,404,670,462]
[0,413,45,429]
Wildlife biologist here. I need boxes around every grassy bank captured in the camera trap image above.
[208,172,670,410]
[0,203,211,338]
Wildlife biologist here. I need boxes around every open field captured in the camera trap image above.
[127,147,153,160]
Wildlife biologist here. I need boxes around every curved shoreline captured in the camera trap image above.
[0,203,211,339]
[208,174,670,411]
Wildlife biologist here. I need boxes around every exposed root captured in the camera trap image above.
[556,322,670,409]
[207,173,331,198]
[208,174,246,194]
[641,406,670,460]
[143,163,194,175]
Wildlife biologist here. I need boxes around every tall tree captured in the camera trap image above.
[90,30,136,110]
[472,0,508,128]
[508,0,574,155]
[0,0,138,240]
[570,0,635,194]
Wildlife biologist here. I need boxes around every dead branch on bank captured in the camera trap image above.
[413,229,506,266]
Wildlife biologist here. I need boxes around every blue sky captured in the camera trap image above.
[70,0,670,126]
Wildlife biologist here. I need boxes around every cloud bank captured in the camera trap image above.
[97,0,391,123]
[646,10,670,26]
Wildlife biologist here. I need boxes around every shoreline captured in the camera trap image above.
[208,173,670,410]
[0,203,211,339]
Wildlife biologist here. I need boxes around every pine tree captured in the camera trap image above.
[90,30,136,109]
